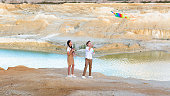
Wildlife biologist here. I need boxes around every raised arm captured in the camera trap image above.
[88,45,93,51]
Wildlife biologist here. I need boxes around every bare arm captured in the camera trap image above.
[88,47,91,51]
[88,45,93,51]
[67,49,74,56]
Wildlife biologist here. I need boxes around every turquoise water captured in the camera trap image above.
[0,49,170,81]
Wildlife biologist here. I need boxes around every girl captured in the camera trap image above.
[67,40,76,77]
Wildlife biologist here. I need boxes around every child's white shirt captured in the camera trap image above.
[85,47,94,59]
[67,47,71,52]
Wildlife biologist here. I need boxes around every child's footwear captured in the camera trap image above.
[82,76,86,79]
[67,75,72,77]
[88,76,93,78]
[71,74,77,78]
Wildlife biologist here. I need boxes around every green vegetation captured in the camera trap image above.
[2,0,170,4]
[120,1,134,3]
[140,1,151,3]
[107,0,127,1]
[155,1,170,3]
[107,0,125,1]
[141,0,170,3]
[116,44,118,47]
[56,47,61,50]
[36,2,65,4]
[79,44,86,49]
[73,44,76,49]
[127,43,130,48]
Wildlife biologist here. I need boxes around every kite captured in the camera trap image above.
[111,11,129,19]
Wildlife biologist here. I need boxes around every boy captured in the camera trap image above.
[82,41,95,79]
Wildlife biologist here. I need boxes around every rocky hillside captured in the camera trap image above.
[0,3,169,40]
[0,0,170,3]
[0,3,170,54]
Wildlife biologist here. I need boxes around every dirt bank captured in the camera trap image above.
[0,66,170,96]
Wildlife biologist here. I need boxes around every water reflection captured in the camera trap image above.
[98,51,170,81]
[99,51,170,64]
[0,49,170,81]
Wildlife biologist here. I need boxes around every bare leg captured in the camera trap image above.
[68,65,71,75]
[71,64,74,75]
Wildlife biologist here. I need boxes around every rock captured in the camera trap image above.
[7,65,35,71]
[0,67,5,70]
[96,43,128,51]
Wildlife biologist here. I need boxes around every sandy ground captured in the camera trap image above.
[0,3,170,96]
[0,66,170,96]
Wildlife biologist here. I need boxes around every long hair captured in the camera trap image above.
[86,41,91,46]
[67,40,72,49]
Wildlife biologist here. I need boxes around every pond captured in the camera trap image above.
[0,49,170,81]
